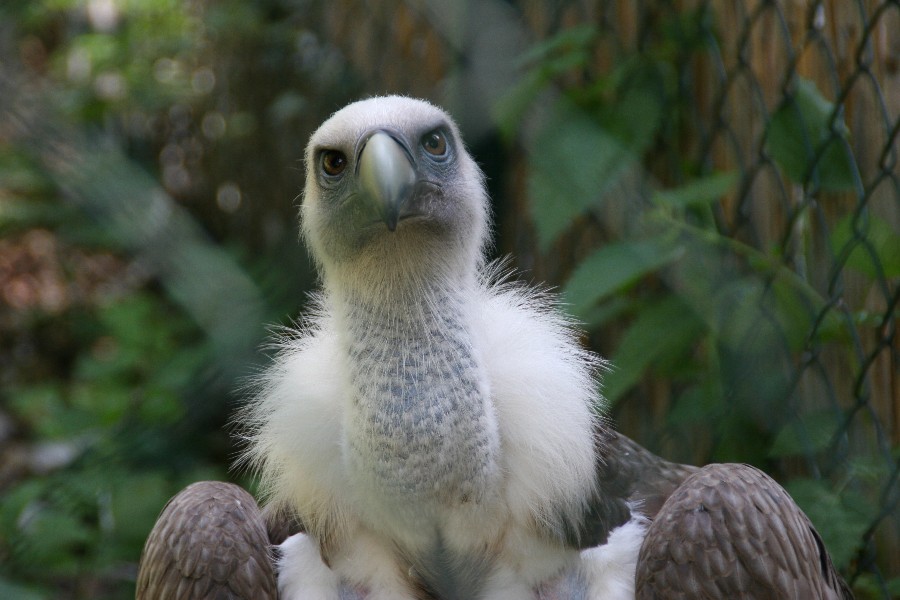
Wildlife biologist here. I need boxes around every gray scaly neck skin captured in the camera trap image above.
[333,275,500,508]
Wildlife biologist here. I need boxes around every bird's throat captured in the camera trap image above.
[338,285,500,505]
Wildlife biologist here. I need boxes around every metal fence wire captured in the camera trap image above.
[310,0,900,594]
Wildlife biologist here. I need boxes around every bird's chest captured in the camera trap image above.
[342,320,501,505]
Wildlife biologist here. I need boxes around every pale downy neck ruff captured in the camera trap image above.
[326,260,501,511]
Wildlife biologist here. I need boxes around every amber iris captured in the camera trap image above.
[321,150,347,176]
[421,130,447,157]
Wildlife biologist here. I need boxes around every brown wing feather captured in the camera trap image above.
[562,428,698,549]
[261,502,303,547]
[635,463,853,599]
[136,481,277,600]
[600,429,700,519]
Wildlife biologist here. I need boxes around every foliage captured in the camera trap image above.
[0,164,229,597]
[765,78,856,192]
[0,1,327,597]
[497,4,898,593]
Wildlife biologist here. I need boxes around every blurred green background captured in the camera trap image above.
[0,1,897,598]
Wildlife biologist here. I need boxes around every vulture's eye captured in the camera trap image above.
[421,130,448,158]
[321,150,347,177]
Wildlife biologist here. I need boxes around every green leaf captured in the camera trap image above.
[831,213,900,279]
[13,505,95,573]
[851,573,900,598]
[599,61,667,151]
[8,385,92,438]
[493,70,549,140]
[668,381,725,427]
[523,59,667,248]
[768,410,842,457]
[110,472,174,547]
[563,236,683,319]
[138,387,185,424]
[652,171,738,208]
[528,103,639,248]
[765,78,855,190]
[702,277,793,353]
[0,480,46,535]
[767,275,821,352]
[71,381,131,426]
[785,478,871,569]
[495,24,599,138]
[516,23,597,68]
[603,297,705,404]
[0,578,47,600]
[575,296,631,330]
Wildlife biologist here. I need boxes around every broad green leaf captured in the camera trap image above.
[652,171,738,208]
[0,149,50,194]
[600,61,667,151]
[711,413,770,465]
[702,277,795,353]
[575,296,631,330]
[851,573,900,598]
[528,104,638,248]
[516,23,597,68]
[8,385,92,438]
[785,478,872,569]
[0,579,46,600]
[71,381,133,425]
[494,70,549,140]
[563,236,683,319]
[667,381,725,427]
[111,472,174,546]
[138,387,184,424]
[496,25,598,138]
[768,410,843,457]
[603,297,704,404]
[526,61,666,248]
[845,453,896,487]
[831,213,900,279]
[765,78,855,190]
[767,275,821,352]
[13,505,94,572]
[0,480,46,534]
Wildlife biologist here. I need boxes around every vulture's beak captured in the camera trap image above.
[356,131,417,232]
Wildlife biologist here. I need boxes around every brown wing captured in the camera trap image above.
[136,481,278,600]
[562,428,698,549]
[261,502,303,547]
[635,463,853,599]
[600,429,700,519]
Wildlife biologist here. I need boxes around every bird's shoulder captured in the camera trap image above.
[472,277,603,387]
[471,278,602,529]
[238,302,352,537]
[257,301,345,412]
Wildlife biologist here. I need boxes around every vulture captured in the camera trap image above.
[136,96,853,599]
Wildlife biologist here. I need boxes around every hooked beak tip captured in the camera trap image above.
[385,215,398,232]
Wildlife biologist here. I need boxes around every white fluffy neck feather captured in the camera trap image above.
[332,270,501,508]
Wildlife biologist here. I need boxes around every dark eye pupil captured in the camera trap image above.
[322,151,346,176]
[423,131,447,156]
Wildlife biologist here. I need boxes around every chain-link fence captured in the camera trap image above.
[309,0,899,593]
[646,2,899,592]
